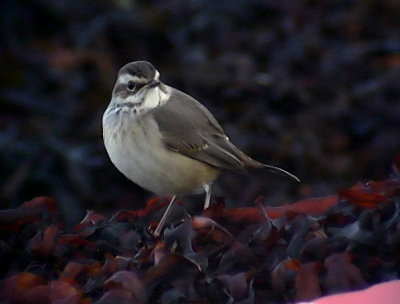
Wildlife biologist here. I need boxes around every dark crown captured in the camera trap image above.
[119,61,156,81]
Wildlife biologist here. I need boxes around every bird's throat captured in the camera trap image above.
[110,86,170,116]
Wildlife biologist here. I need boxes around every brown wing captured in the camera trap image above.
[150,87,300,182]
[150,88,250,171]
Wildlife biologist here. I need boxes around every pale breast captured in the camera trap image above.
[102,110,219,195]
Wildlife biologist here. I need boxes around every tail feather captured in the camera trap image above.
[262,164,300,182]
[240,155,300,182]
[218,141,300,182]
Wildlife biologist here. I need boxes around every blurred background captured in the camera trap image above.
[1,0,400,225]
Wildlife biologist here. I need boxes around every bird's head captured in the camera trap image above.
[110,61,169,111]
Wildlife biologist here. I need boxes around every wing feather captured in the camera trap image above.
[150,88,247,171]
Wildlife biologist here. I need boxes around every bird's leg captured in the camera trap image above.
[154,195,177,236]
[203,184,212,209]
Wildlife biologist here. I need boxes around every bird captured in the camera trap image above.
[102,61,299,236]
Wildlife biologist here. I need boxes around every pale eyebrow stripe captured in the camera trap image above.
[118,74,148,84]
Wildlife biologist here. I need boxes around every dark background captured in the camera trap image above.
[1,0,400,225]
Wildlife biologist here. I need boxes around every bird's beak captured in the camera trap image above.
[149,79,168,94]
[148,79,161,88]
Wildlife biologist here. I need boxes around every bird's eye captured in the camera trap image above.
[127,81,136,91]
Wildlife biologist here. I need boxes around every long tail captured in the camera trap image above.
[218,139,300,182]
[240,154,300,182]
[262,164,300,182]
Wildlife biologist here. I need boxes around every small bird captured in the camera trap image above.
[103,61,299,236]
